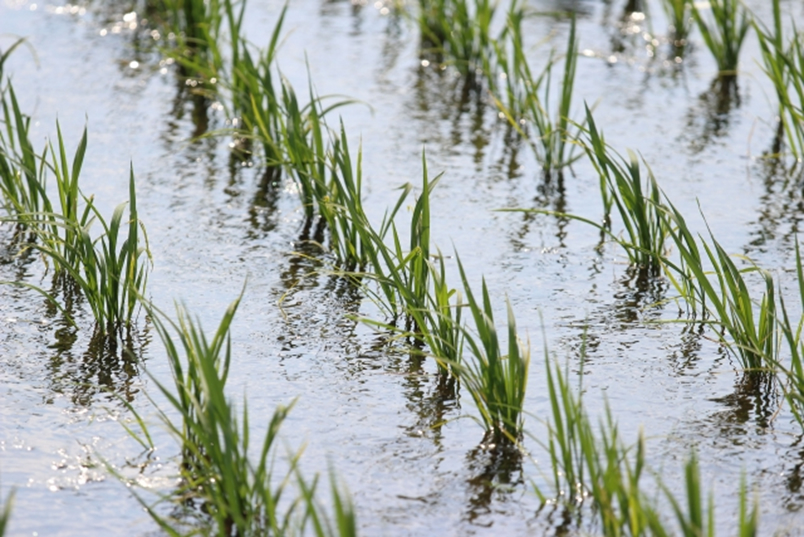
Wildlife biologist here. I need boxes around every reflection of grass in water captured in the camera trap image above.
[683,75,741,154]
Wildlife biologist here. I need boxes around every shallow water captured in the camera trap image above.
[2,0,804,535]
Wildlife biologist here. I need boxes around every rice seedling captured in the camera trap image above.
[344,155,466,379]
[122,294,358,536]
[645,454,759,537]
[0,89,148,336]
[452,256,529,444]
[492,13,583,177]
[417,0,501,82]
[690,0,750,77]
[499,106,667,275]
[27,168,151,338]
[583,105,667,275]
[132,294,301,535]
[42,121,90,269]
[0,38,29,86]
[226,4,286,169]
[418,251,465,371]
[661,198,777,371]
[0,83,47,235]
[538,353,653,533]
[326,150,439,325]
[659,0,692,56]
[754,0,804,160]
[319,122,374,270]
[657,452,714,537]
[775,240,804,426]
[374,154,440,322]
[538,353,760,536]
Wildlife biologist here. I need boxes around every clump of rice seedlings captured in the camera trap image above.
[499,107,667,275]
[0,90,89,252]
[690,0,750,77]
[754,0,804,161]
[662,198,777,371]
[320,122,376,270]
[539,354,653,533]
[0,83,48,237]
[226,4,286,168]
[375,154,440,323]
[650,454,759,536]
[583,106,667,276]
[151,0,230,83]
[135,294,297,534]
[418,251,465,372]
[658,452,714,537]
[282,113,381,270]
[453,257,529,445]
[279,80,332,221]
[0,89,150,338]
[538,354,759,535]
[327,151,437,323]
[776,241,804,426]
[348,157,465,377]
[42,122,89,270]
[660,0,692,56]
[125,295,357,536]
[492,13,583,178]
[31,168,152,339]
[417,0,502,83]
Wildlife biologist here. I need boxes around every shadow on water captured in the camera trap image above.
[508,170,569,251]
[610,267,667,323]
[395,345,459,449]
[243,165,282,239]
[40,277,151,407]
[708,371,779,434]
[0,232,151,407]
[781,434,804,513]
[667,321,706,374]
[537,0,595,18]
[409,61,493,165]
[746,150,804,259]
[273,223,372,367]
[463,443,523,528]
[684,75,741,154]
[607,0,648,58]
[569,267,668,362]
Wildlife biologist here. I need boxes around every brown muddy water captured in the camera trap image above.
[2,0,804,535]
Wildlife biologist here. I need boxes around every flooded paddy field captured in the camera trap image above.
[2,0,804,535]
